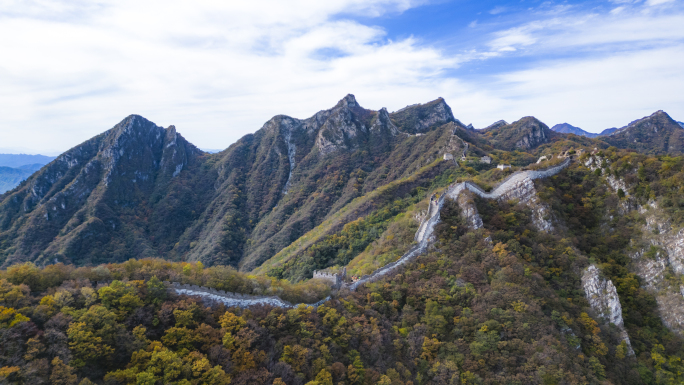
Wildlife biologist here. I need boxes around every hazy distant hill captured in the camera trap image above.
[0,164,43,193]
[551,123,599,138]
[0,154,54,194]
[0,153,55,168]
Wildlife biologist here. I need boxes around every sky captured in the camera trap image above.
[1,0,683,154]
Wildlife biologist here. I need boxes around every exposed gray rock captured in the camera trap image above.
[582,265,635,355]
[457,191,483,230]
[315,95,369,155]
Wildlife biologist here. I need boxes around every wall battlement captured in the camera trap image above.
[312,267,346,287]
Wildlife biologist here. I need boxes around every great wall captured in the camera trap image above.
[170,157,572,308]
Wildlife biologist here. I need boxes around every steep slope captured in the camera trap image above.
[0,115,204,267]
[177,96,465,271]
[551,123,599,138]
[0,95,465,271]
[480,116,553,151]
[602,110,684,154]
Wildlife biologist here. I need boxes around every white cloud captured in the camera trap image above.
[490,6,508,15]
[0,0,448,153]
[647,0,676,5]
[0,0,683,152]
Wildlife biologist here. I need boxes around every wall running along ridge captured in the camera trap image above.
[171,158,571,308]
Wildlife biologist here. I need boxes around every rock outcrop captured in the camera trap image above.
[632,202,684,334]
[582,265,635,355]
[389,97,455,134]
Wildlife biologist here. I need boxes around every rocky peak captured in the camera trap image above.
[315,95,372,155]
[482,116,551,151]
[370,108,398,136]
[389,97,455,134]
[161,125,197,179]
[603,110,684,154]
[482,120,508,130]
[336,94,359,109]
[512,117,550,149]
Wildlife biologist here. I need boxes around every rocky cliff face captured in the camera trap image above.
[456,191,483,230]
[632,202,684,334]
[581,265,635,355]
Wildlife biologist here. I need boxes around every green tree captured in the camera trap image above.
[50,357,78,385]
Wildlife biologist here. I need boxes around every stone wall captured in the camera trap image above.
[166,281,331,309]
[312,268,345,287]
[171,158,572,308]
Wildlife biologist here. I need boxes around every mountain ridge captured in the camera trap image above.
[2,97,682,271]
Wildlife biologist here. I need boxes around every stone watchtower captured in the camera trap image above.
[312,267,346,288]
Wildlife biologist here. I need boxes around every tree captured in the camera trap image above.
[146,276,167,304]
[219,311,246,333]
[50,357,77,385]
[314,369,333,385]
[0,306,29,328]
[67,322,114,367]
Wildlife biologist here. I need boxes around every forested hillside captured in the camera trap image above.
[2,148,684,384]
[1,96,684,384]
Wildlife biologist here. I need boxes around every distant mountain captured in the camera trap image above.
[482,120,508,130]
[678,121,684,129]
[601,110,684,154]
[599,127,619,136]
[551,123,599,138]
[0,153,55,168]
[0,164,43,194]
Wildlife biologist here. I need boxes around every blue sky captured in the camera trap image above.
[0,0,683,154]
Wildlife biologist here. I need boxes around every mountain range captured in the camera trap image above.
[1,95,682,271]
[3,95,684,384]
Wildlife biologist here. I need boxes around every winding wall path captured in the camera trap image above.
[173,158,571,308]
